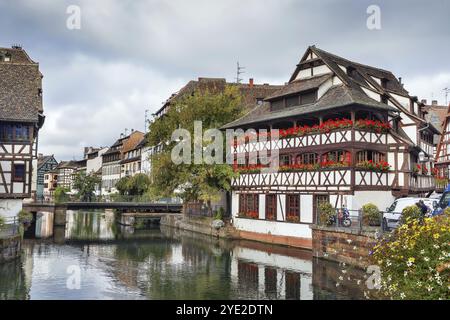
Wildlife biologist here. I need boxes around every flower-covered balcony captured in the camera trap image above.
[232,150,393,190]
[232,115,392,155]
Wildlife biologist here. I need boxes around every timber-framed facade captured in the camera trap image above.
[0,46,44,217]
[223,46,439,248]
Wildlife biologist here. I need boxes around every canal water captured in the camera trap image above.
[0,210,368,300]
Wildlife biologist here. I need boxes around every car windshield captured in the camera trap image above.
[438,192,450,208]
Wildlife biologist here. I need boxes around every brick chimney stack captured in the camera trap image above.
[421,99,427,104]
[249,78,254,88]
[432,100,438,106]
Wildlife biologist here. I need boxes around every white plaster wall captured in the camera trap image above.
[258,194,265,219]
[232,192,239,217]
[0,199,22,219]
[300,195,313,223]
[296,69,311,80]
[403,126,418,145]
[352,191,395,212]
[362,87,381,102]
[317,78,333,99]
[87,148,108,174]
[234,218,312,239]
[312,64,331,76]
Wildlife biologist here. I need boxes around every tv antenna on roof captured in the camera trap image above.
[443,87,450,105]
[236,61,245,84]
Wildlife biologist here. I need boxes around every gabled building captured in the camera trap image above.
[0,46,45,218]
[55,161,80,190]
[43,169,58,201]
[434,103,450,185]
[101,130,144,194]
[36,154,58,200]
[223,46,439,249]
[121,135,145,178]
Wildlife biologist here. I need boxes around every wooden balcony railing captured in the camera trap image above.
[233,129,388,154]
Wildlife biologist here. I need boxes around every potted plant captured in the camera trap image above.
[18,209,33,228]
[286,215,300,223]
[318,202,335,226]
[361,203,381,226]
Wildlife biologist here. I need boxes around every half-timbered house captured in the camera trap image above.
[0,46,44,218]
[36,154,58,200]
[434,103,450,190]
[222,46,439,249]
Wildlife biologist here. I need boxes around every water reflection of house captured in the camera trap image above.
[231,242,313,300]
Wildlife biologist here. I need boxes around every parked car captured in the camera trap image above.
[432,184,450,216]
[383,197,438,231]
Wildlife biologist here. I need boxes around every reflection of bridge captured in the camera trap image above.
[23,201,183,213]
[23,201,183,228]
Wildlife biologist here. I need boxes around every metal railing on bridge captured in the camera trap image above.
[0,217,20,239]
[32,195,183,205]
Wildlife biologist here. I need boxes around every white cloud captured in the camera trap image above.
[404,73,450,106]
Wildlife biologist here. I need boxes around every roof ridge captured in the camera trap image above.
[312,46,394,75]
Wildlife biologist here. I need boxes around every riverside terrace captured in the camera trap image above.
[221,45,440,249]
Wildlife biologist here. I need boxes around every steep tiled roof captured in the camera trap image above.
[0,47,43,122]
[222,84,396,129]
[222,46,415,129]
[37,155,56,169]
[265,73,332,101]
[154,77,283,116]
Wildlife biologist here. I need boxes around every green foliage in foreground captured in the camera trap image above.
[371,211,450,300]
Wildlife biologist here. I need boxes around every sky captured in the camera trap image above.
[0,0,449,160]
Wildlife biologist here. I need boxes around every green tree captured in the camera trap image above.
[54,186,70,203]
[115,176,132,195]
[115,174,152,197]
[147,86,243,213]
[72,171,101,201]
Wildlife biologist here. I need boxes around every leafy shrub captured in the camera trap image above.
[362,203,381,226]
[54,186,70,203]
[0,216,5,227]
[318,202,335,226]
[17,210,33,224]
[371,212,450,300]
[214,207,224,221]
[400,205,422,224]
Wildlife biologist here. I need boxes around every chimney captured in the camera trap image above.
[249,78,254,88]
[432,100,438,106]
[421,99,427,105]
[38,153,43,159]
[398,77,402,85]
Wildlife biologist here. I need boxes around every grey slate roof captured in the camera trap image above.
[222,85,397,129]
[265,73,332,101]
[222,46,410,129]
[0,47,43,122]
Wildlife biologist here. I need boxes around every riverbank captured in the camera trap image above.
[160,215,379,268]
[160,215,313,250]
